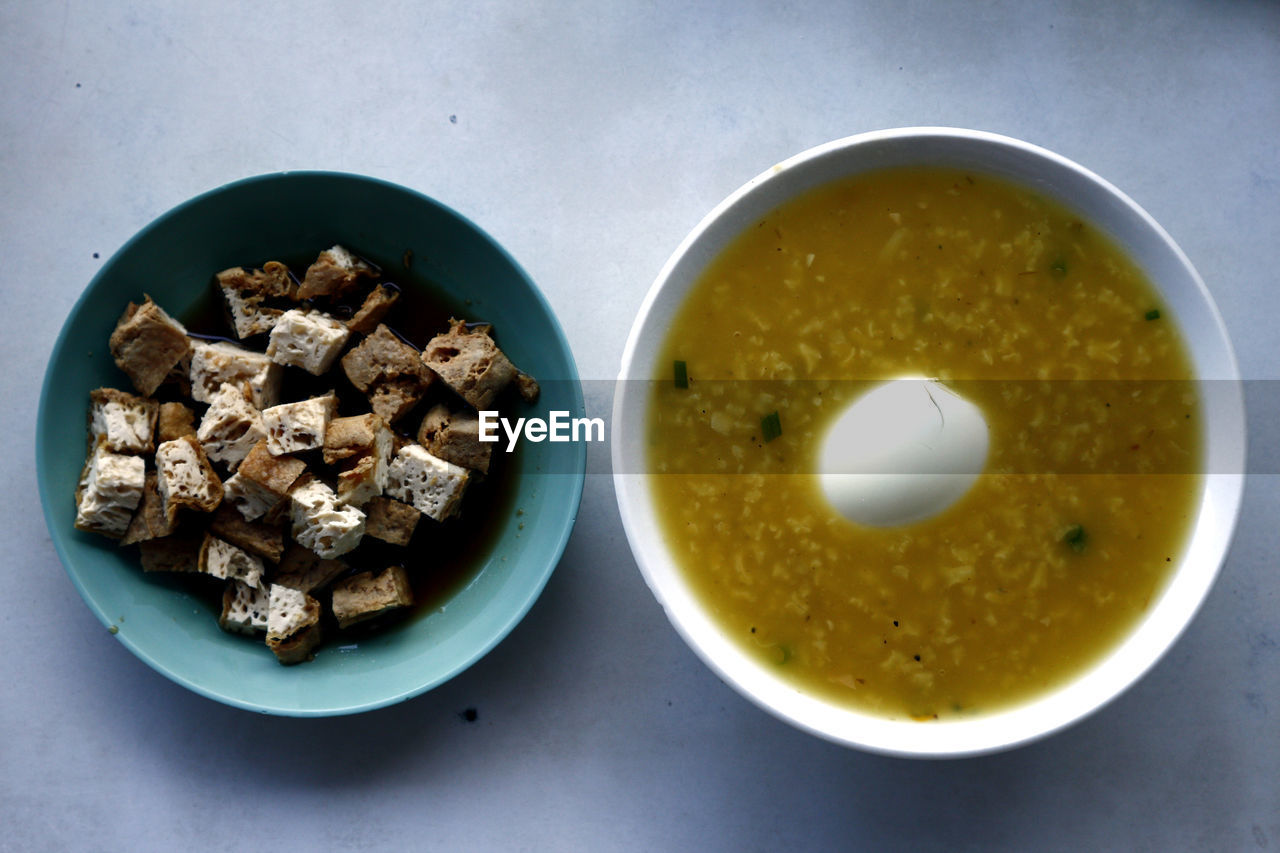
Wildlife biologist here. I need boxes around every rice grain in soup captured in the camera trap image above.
[647,167,1202,720]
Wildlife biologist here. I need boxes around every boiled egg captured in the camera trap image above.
[817,377,988,527]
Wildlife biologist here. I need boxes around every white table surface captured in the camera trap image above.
[3,2,1277,850]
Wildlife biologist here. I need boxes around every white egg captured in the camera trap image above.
[817,378,989,527]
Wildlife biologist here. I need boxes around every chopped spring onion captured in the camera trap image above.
[673,360,688,389]
[1062,524,1087,553]
[1145,309,1161,321]
[761,411,782,443]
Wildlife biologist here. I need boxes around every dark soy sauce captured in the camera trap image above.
[179,248,525,629]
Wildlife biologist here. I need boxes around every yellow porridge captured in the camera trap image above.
[647,167,1201,719]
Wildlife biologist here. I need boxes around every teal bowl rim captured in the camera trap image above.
[36,170,586,716]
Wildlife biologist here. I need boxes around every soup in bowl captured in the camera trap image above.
[613,128,1244,757]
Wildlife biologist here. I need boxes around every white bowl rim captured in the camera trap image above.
[612,127,1246,758]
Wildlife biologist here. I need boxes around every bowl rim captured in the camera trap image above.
[612,127,1246,757]
[37,169,586,716]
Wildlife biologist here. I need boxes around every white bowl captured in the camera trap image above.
[612,128,1246,757]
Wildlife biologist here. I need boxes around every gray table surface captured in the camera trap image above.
[3,2,1276,851]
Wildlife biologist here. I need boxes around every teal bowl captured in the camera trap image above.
[37,172,585,715]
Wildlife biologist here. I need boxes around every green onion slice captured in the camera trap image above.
[761,411,782,443]
[1062,524,1087,553]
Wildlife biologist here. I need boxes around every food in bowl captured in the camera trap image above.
[634,134,1233,737]
[74,245,538,664]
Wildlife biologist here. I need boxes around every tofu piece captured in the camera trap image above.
[322,413,388,464]
[189,340,283,409]
[223,439,307,521]
[219,579,270,635]
[208,503,285,563]
[121,472,178,545]
[289,478,365,558]
[514,371,541,403]
[155,435,223,521]
[266,585,322,665]
[273,543,348,594]
[74,441,146,538]
[215,261,296,339]
[297,245,376,300]
[385,443,470,521]
[368,379,426,424]
[108,297,191,396]
[340,324,434,423]
[157,401,197,442]
[238,438,307,495]
[363,496,420,546]
[88,388,158,454]
[198,534,266,588]
[138,535,202,574]
[266,309,350,375]
[261,393,336,456]
[417,404,491,474]
[196,383,266,470]
[346,284,400,334]
[326,414,393,507]
[223,471,279,523]
[340,324,430,391]
[330,566,413,630]
[420,319,516,409]
[337,454,381,507]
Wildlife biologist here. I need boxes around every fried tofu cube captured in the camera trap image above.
[157,401,197,442]
[385,443,469,521]
[266,309,350,375]
[88,387,158,454]
[322,413,387,464]
[108,297,191,396]
[514,371,540,403]
[190,340,283,409]
[417,404,491,474]
[421,319,515,409]
[223,439,307,521]
[238,438,307,494]
[272,543,348,594]
[369,379,426,424]
[196,383,266,470]
[297,245,376,301]
[155,434,222,521]
[336,455,380,507]
[330,566,413,630]
[215,261,296,339]
[121,472,177,546]
[340,324,434,423]
[208,503,285,563]
[325,414,393,507]
[363,496,420,546]
[261,393,337,456]
[289,478,365,558]
[223,471,281,523]
[346,283,400,334]
[340,324,429,391]
[219,579,270,635]
[74,440,146,538]
[198,534,266,588]
[266,585,322,665]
